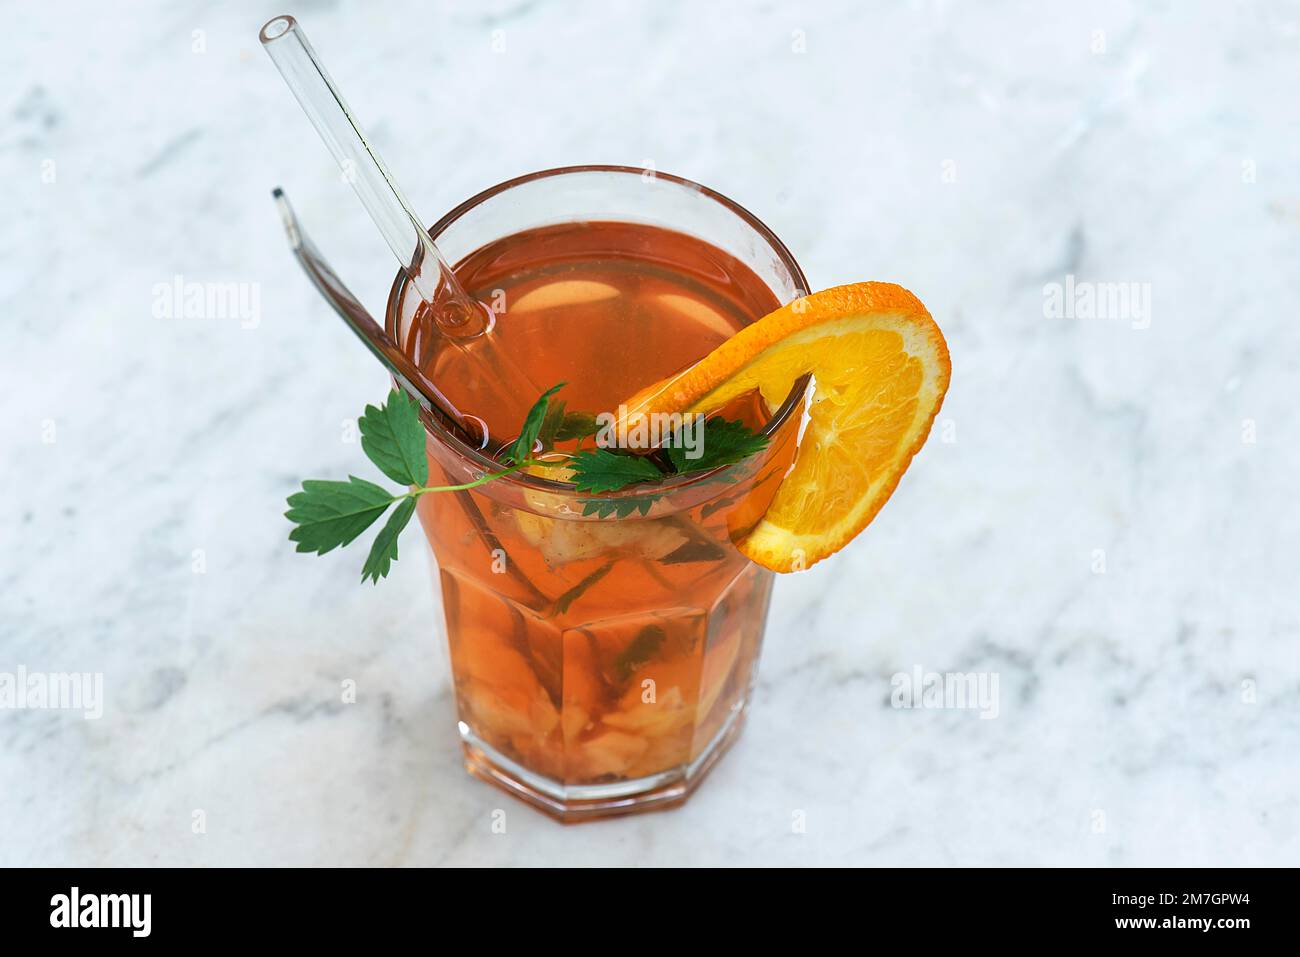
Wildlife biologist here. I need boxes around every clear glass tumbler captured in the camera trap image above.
[386,167,808,821]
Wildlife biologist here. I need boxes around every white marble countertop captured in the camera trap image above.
[3,0,1297,866]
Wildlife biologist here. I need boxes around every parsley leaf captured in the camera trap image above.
[286,476,396,556]
[536,396,599,454]
[556,410,600,442]
[361,496,417,584]
[285,382,773,583]
[580,496,659,518]
[505,382,565,464]
[568,448,664,492]
[536,397,568,451]
[359,389,428,487]
[666,417,769,475]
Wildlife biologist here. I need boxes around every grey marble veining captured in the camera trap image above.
[2,0,1297,866]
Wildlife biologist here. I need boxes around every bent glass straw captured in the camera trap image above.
[271,187,486,446]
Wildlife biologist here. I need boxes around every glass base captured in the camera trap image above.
[459,703,749,823]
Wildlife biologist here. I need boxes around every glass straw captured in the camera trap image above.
[260,16,485,329]
[271,186,487,446]
[260,14,539,432]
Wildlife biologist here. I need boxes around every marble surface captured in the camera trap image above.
[3,0,1298,866]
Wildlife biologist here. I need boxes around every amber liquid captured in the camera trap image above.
[406,222,797,801]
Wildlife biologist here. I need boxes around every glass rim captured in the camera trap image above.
[386,164,811,498]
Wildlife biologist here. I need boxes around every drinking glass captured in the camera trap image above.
[385,166,809,820]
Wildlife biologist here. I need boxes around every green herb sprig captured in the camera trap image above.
[286,383,769,583]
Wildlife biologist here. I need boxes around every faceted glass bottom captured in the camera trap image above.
[459,701,749,823]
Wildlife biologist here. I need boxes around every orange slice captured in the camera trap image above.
[625,282,950,572]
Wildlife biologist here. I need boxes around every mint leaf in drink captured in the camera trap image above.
[666,417,769,476]
[568,448,664,492]
[361,496,417,584]
[505,382,565,464]
[286,476,397,555]
[359,389,428,487]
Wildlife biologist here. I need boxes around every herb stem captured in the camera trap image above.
[406,461,536,498]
